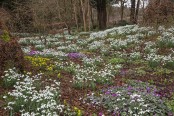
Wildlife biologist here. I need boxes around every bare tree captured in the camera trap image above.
[130,0,141,24]
[135,0,140,23]
[120,0,128,21]
[130,0,136,24]
[90,0,108,30]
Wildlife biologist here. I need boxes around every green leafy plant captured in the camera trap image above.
[166,94,174,113]
[0,30,10,42]
[164,61,174,70]
[109,58,125,64]
[148,60,160,69]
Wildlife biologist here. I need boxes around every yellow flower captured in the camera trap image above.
[64,100,67,105]
[74,106,78,111]
[57,73,61,78]
[77,109,82,116]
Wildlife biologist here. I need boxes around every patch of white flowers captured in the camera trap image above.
[88,40,105,51]
[145,53,174,66]
[3,70,66,116]
[2,68,22,82]
[82,56,103,66]
[110,39,128,50]
[129,52,141,60]
[73,63,115,84]
[66,44,81,52]
[90,25,142,39]
[144,41,157,53]
[19,37,42,45]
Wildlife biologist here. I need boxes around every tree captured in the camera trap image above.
[115,0,128,21]
[144,0,174,26]
[120,0,127,21]
[130,0,136,24]
[80,0,88,31]
[90,0,106,30]
[130,0,140,24]
[135,0,140,23]
[90,0,113,30]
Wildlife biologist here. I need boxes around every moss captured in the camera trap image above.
[0,30,10,42]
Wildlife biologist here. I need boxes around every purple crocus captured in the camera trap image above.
[146,87,150,93]
[67,52,86,59]
[99,112,104,116]
[112,93,118,97]
[127,86,132,91]
[29,50,39,55]
[105,91,111,95]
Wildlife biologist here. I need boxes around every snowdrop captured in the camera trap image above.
[3,71,66,116]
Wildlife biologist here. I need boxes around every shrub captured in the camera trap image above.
[0,39,24,76]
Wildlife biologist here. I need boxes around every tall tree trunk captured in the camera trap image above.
[135,0,140,23]
[107,7,109,25]
[97,0,107,30]
[142,0,145,23]
[80,0,87,31]
[130,0,136,24]
[90,7,94,29]
[120,0,124,21]
[87,0,91,31]
[73,0,79,30]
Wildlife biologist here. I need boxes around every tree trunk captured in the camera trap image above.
[90,7,94,29]
[73,0,79,30]
[135,0,140,23]
[80,0,87,31]
[97,0,107,30]
[120,0,124,21]
[142,0,145,23]
[130,0,136,24]
[87,0,91,31]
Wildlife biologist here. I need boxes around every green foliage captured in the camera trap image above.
[0,30,10,42]
[136,68,146,76]
[148,60,160,69]
[154,68,173,76]
[109,58,125,64]
[73,81,96,90]
[95,76,113,85]
[157,36,174,48]
[166,94,174,113]
[164,61,174,70]
[35,46,45,51]
[64,66,76,75]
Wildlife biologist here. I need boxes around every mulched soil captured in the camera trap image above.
[0,84,8,116]
[59,71,124,116]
